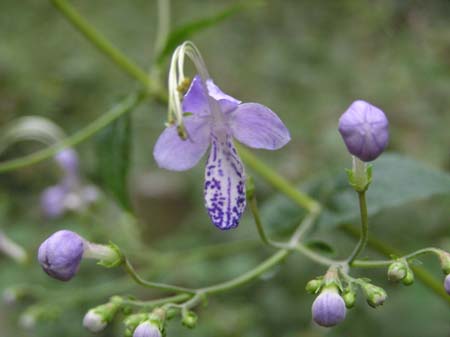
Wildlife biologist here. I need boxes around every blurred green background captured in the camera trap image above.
[0,0,449,336]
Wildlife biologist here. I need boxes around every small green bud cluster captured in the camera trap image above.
[360,282,387,308]
[387,259,414,285]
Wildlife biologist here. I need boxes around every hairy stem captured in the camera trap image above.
[347,191,369,265]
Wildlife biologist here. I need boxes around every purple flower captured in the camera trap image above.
[338,100,389,162]
[153,75,290,229]
[40,149,99,219]
[312,289,347,327]
[444,274,450,295]
[37,230,85,281]
[133,321,162,337]
[55,148,79,175]
[40,185,68,218]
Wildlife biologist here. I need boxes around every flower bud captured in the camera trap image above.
[133,321,162,337]
[37,230,85,281]
[342,290,356,309]
[402,267,414,286]
[55,148,79,174]
[83,301,121,333]
[438,251,450,275]
[444,274,450,295]
[362,283,387,308]
[83,310,107,333]
[338,100,389,162]
[305,279,323,294]
[388,261,407,282]
[182,310,198,329]
[311,288,346,327]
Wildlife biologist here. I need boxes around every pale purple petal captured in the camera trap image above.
[312,290,346,327]
[153,116,211,171]
[204,133,246,230]
[182,75,240,116]
[229,103,291,150]
[40,185,68,218]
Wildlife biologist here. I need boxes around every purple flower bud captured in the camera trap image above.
[133,321,162,337]
[37,230,85,281]
[55,148,79,174]
[338,100,389,162]
[40,185,67,218]
[312,289,346,327]
[83,310,107,333]
[444,274,450,295]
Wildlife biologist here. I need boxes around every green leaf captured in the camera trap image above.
[95,113,132,210]
[261,153,450,233]
[156,1,261,65]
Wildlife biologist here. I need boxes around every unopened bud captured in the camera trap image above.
[182,310,198,329]
[133,321,162,337]
[402,267,414,286]
[83,302,120,333]
[311,287,346,327]
[305,279,323,294]
[444,274,450,295]
[438,251,450,274]
[388,261,407,282]
[342,290,356,309]
[362,283,387,308]
[83,310,106,333]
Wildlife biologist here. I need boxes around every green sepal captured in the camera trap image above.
[97,242,124,268]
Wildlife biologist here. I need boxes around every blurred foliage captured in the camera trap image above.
[0,0,449,337]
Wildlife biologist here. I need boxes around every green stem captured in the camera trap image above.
[122,294,190,309]
[0,92,145,173]
[237,146,320,213]
[347,191,369,265]
[352,247,442,268]
[198,249,290,295]
[123,258,196,294]
[342,224,450,306]
[49,0,166,100]
[248,195,271,246]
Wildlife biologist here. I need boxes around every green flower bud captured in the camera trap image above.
[83,301,120,333]
[124,313,148,337]
[388,261,407,282]
[305,279,323,294]
[181,310,198,329]
[342,290,356,309]
[401,267,414,286]
[362,283,387,308]
[438,251,450,275]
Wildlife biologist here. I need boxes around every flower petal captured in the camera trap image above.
[153,116,210,171]
[229,103,291,150]
[204,133,246,230]
[182,75,240,116]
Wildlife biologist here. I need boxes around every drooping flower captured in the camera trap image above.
[311,288,347,327]
[40,148,99,218]
[154,75,290,230]
[338,100,389,162]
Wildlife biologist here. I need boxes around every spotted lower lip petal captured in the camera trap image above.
[204,133,246,230]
